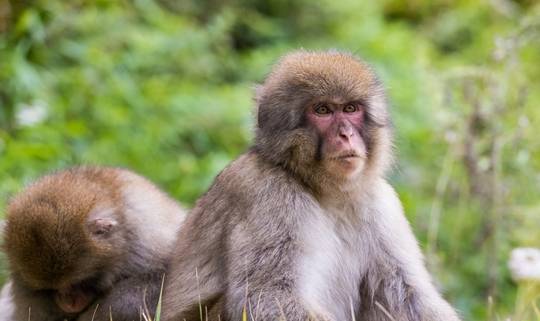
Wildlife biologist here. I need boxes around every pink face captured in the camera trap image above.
[305,101,367,178]
[54,285,95,314]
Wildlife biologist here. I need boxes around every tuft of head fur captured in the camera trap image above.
[4,167,126,290]
[254,50,393,193]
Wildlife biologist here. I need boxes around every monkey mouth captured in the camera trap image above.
[55,282,98,314]
[331,152,360,160]
[55,288,94,314]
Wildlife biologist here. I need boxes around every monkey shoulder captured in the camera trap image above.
[191,152,315,233]
[366,179,413,234]
[366,179,425,264]
[213,152,308,203]
[366,179,404,219]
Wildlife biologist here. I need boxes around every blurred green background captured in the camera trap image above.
[1,0,539,319]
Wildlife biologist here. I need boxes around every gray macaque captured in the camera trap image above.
[162,50,461,321]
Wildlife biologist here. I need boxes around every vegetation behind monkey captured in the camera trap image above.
[162,50,462,321]
[0,166,186,321]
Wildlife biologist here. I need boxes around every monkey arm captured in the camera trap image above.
[161,245,224,321]
[365,180,461,321]
[222,164,331,321]
[163,153,332,321]
[225,221,317,321]
[75,270,165,321]
[161,194,228,321]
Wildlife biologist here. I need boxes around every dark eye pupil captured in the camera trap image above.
[316,106,328,114]
[345,105,356,112]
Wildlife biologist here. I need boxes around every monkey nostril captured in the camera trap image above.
[339,130,353,140]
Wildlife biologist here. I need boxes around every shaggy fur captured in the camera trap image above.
[0,167,185,321]
[162,50,461,321]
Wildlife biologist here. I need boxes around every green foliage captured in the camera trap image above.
[0,0,539,319]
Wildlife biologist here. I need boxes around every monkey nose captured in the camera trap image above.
[338,128,354,141]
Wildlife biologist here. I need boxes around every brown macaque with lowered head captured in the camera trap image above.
[0,166,185,321]
[162,50,462,321]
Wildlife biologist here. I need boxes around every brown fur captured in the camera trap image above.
[162,50,461,321]
[5,167,125,290]
[0,166,185,321]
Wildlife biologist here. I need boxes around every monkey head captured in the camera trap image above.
[4,169,127,315]
[255,50,393,194]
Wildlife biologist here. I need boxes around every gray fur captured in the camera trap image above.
[162,50,461,321]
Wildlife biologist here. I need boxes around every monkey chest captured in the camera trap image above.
[297,213,367,320]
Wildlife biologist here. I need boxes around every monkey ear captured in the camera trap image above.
[87,207,118,237]
[253,84,263,99]
[253,84,264,104]
[252,84,265,125]
[88,218,117,237]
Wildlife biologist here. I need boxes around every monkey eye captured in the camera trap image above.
[314,105,331,115]
[343,104,359,113]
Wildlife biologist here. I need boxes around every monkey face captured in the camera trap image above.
[255,50,392,189]
[53,278,100,314]
[305,100,368,179]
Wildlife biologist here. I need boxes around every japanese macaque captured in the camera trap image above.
[0,166,185,321]
[162,50,461,321]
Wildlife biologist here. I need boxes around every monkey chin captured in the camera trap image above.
[328,156,366,180]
